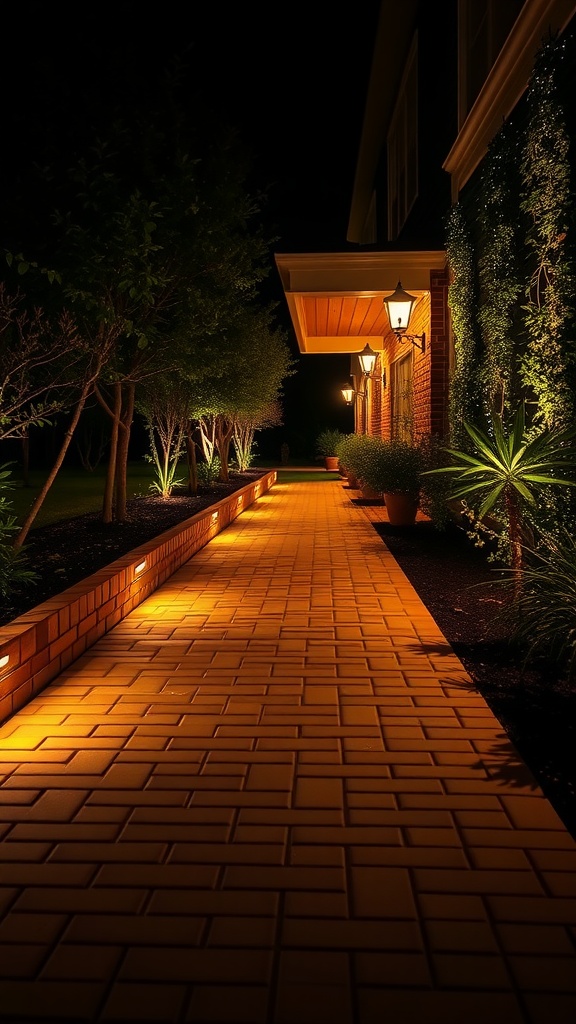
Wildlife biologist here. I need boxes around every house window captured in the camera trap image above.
[387,34,418,241]
[391,353,413,442]
[457,0,523,128]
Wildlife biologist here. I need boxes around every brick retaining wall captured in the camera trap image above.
[0,471,276,725]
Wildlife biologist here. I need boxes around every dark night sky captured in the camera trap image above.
[3,2,383,458]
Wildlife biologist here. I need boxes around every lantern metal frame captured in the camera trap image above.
[383,281,426,353]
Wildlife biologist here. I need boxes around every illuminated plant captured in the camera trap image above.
[424,404,576,588]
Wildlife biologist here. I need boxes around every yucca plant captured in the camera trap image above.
[423,404,576,586]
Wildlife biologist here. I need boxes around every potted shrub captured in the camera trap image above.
[316,429,343,471]
[362,438,423,524]
[337,433,386,501]
[335,433,360,487]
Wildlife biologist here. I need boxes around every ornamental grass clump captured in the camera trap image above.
[500,531,576,681]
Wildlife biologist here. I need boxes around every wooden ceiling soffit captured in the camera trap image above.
[275,251,446,354]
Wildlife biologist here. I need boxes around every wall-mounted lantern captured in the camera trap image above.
[340,384,355,405]
[357,344,386,385]
[383,281,426,353]
[358,343,379,376]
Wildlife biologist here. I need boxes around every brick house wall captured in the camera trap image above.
[367,267,451,442]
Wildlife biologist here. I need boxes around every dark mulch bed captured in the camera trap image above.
[373,518,576,839]
[1,470,266,627]
[2,472,575,839]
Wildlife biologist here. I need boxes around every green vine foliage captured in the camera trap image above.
[446,203,483,449]
[519,33,576,433]
[477,121,524,419]
[446,32,576,547]
[519,33,576,537]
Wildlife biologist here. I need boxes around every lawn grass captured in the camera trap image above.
[4,462,341,531]
[7,463,165,530]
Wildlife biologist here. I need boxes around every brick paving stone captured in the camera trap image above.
[289,844,345,867]
[0,911,67,944]
[13,887,148,913]
[425,919,500,952]
[40,943,124,980]
[355,950,432,986]
[0,943,55,979]
[185,984,270,1023]
[100,982,187,1022]
[431,951,512,988]
[118,947,273,984]
[281,916,423,950]
[496,922,575,954]
[487,895,576,924]
[65,913,206,945]
[358,987,527,1023]
[0,980,105,1020]
[275,951,354,1024]
[168,842,286,865]
[523,994,576,1024]
[206,914,277,947]
[0,839,53,860]
[0,479,575,1023]
[509,954,576,990]
[350,865,418,918]
[350,846,468,868]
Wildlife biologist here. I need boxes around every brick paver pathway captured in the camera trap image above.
[1,480,575,1024]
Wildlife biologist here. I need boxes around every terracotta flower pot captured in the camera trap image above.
[383,492,418,526]
[324,456,339,471]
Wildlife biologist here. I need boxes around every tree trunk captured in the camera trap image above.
[13,384,93,549]
[505,488,523,597]
[21,432,30,487]
[197,415,216,465]
[98,382,122,524]
[185,427,198,495]
[114,381,135,522]
[216,416,234,481]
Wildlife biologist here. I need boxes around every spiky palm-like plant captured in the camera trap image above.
[423,405,576,583]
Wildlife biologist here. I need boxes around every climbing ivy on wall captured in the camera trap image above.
[519,33,576,431]
[445,203,482,449]
[445,31,576,542]
[446,31,576,437]
[477,121,524,419]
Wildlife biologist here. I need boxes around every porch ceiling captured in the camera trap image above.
[274,250,446,354]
